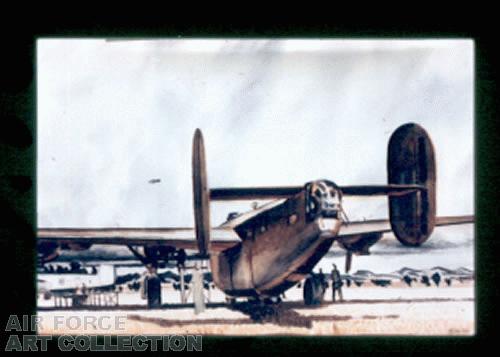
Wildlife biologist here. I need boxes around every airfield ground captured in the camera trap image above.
[38,281,474,336]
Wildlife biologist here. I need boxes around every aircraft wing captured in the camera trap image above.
[337,215,474,238]
[38,227,240,252]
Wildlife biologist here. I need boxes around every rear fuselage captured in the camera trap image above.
[210,181,342,297]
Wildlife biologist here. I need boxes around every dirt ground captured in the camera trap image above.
[38,281,474,336]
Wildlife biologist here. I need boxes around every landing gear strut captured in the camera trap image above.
[127,245,184,309]
[143,264,162,308]
[303,274,326,306]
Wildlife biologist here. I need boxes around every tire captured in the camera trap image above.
[303,276,325,305]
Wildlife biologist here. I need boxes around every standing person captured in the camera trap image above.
[331,264,344,302]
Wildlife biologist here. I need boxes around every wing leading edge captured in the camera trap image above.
[38,227,240,252]
[338,215,475,238]
[38,215,474,253]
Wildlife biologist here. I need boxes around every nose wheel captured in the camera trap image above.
[303,275,326,306]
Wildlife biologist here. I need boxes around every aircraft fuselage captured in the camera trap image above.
[210,181,342,297]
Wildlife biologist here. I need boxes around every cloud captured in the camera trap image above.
[37,39,474,229]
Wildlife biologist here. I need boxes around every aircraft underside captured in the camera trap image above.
[211,217,340,298]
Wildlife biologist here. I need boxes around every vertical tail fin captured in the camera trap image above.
[192,129,211,257]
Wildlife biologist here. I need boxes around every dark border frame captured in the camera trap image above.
[1,22,498,352]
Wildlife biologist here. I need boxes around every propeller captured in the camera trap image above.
[192,129,211,258]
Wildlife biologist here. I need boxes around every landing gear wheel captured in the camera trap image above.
[303,275,325,306]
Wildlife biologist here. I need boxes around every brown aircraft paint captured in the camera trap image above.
[210,192,341,297]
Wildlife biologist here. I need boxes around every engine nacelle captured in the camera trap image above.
[337,232,383,255]
[37,242,60,263]
[388,123,436,246]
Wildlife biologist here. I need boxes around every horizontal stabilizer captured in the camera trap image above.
[339,184,426,197]
[210,186,303,201]
[210,184,425,200]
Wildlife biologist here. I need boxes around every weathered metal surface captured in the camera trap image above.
[192,128,211,256]
[209,190,341,296]
[388,123,436,246]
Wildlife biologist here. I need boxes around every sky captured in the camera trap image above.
[37,39,474,238]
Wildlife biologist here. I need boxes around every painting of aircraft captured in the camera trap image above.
[37,123,474,307]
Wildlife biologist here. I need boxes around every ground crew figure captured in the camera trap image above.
[318,268,327,293]
[81,283,88,298]
[331,264,343,302]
